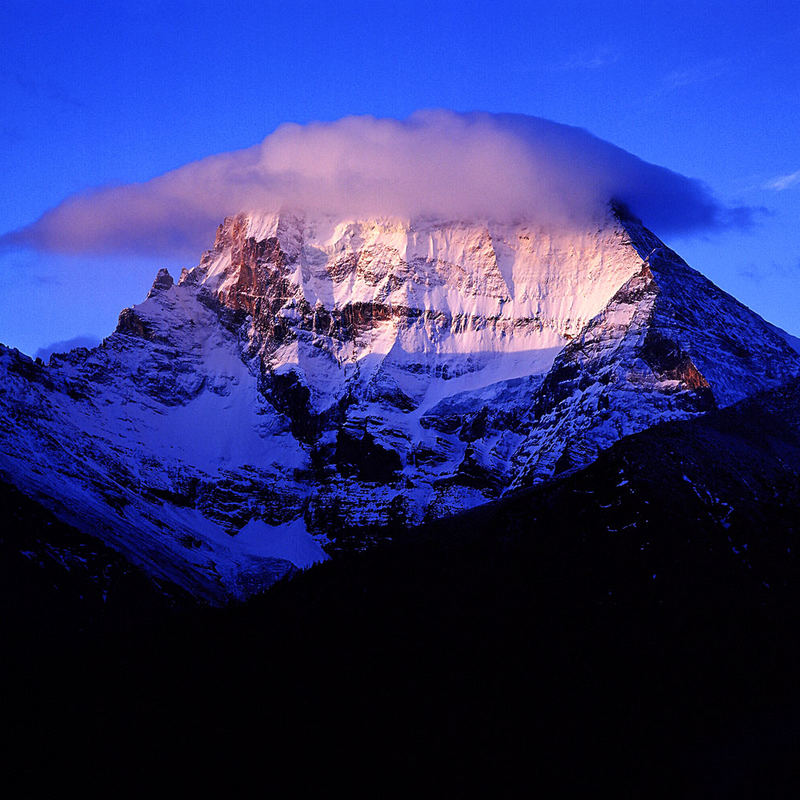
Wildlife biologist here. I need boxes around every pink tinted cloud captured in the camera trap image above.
[1,110,750,259]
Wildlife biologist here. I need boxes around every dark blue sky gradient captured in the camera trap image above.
[2,0,799,353]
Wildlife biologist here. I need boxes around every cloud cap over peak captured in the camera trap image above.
[2,110,751,259]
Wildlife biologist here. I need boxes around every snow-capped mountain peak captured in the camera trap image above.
[1,207,797,600]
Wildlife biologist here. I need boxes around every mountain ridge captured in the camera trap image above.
[1,207,797,600]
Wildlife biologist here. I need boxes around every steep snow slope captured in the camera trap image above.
[0,285,322,601]
[506,212,800,486]
[767,321,800,356]
[1,207,797,600]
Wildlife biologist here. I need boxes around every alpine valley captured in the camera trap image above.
[1,203,799,603]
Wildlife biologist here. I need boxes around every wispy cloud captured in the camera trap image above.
[34,336,101,363]
[655,58,730,95]
[553,46,620,72]
[764,169,800,191]
[0,111,755,259]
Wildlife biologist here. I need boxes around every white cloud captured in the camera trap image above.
[1,110,749,258]
[555,47,620,71]
[765,169,800,191]
[660,58,729,92]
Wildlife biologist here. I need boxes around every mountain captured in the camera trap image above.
[1,205,798,600]
[6,377,800,795]
[0,478,187,637]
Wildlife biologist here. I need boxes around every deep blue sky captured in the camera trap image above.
[2,0,799,355]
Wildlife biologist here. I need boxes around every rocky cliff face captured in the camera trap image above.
[1,207,798,601]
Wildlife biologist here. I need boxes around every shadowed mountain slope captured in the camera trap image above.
[4,377,800,797]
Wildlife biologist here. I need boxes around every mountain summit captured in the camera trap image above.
[1,206,798,600]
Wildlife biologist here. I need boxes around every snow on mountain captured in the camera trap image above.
[766,321,800,356]
[1,206,797,601]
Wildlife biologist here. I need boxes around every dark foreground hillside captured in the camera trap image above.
[3,379,800,796]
